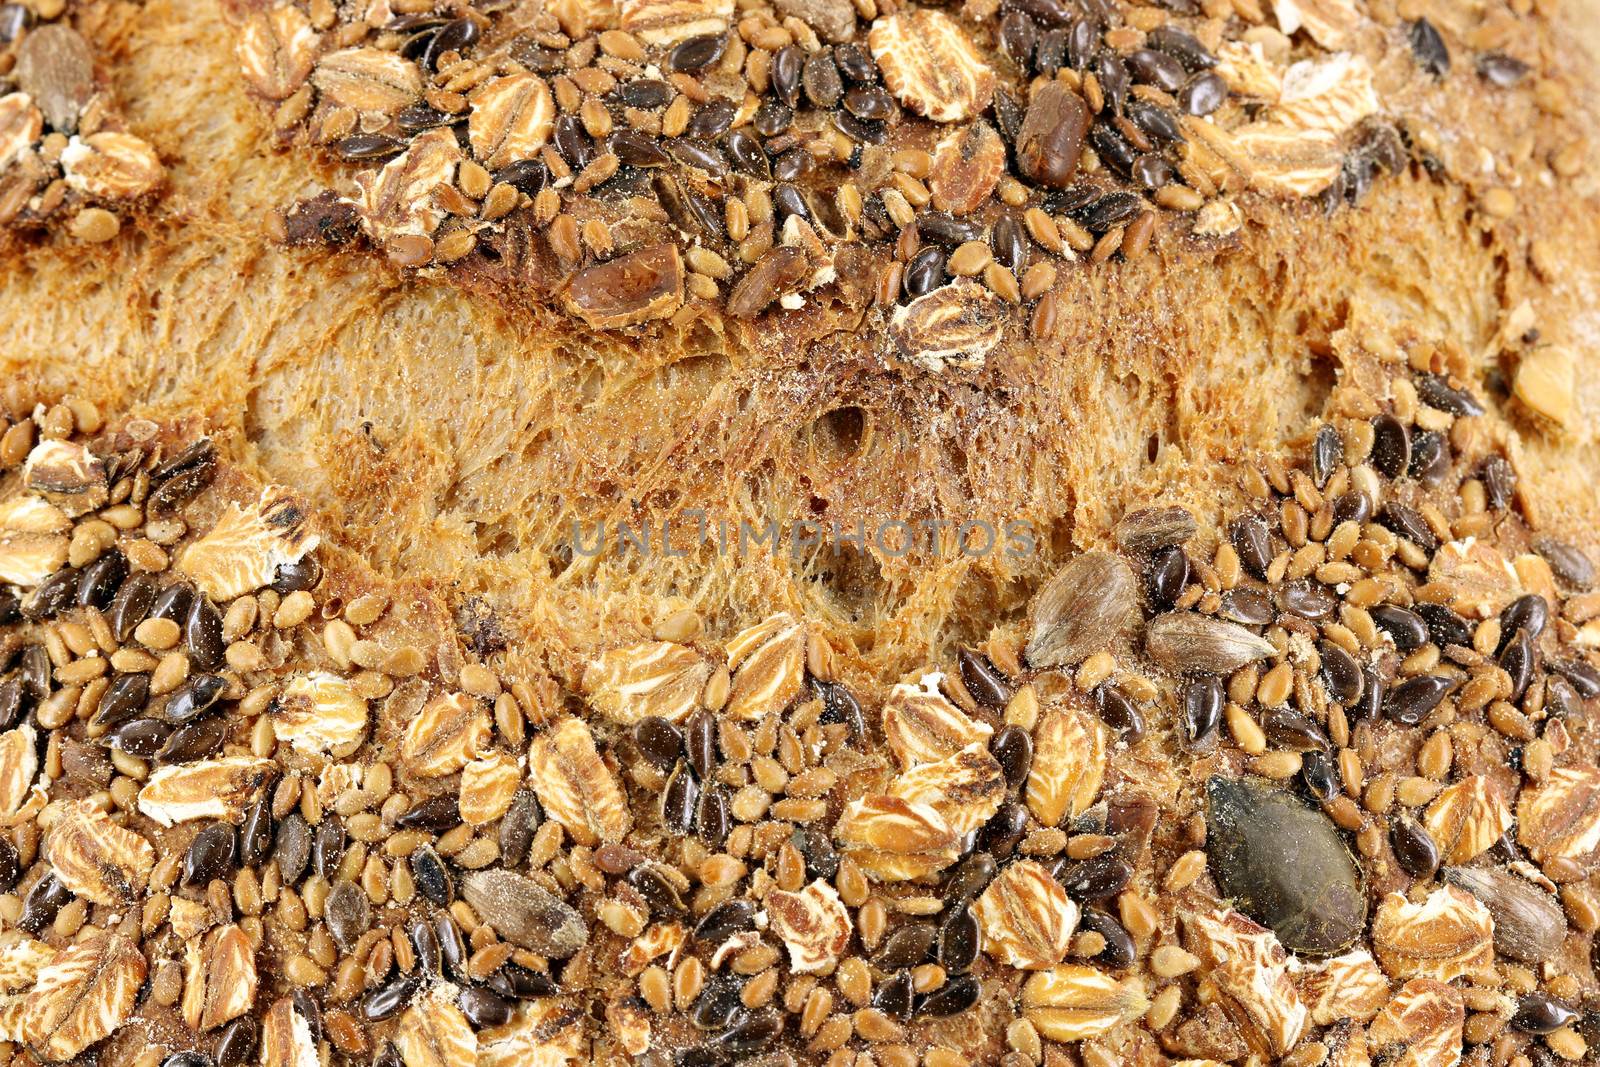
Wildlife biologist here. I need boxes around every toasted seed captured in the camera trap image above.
[1204,776,1366,955]
[1408,17,1450,76]
[1147,612,1275,674]
[1182,677,1223,744]
[183,821,238,885]
[1384,674,1456,725]
[1536,537,1595,588]
[1510,993,1578,1036]
[989,725,1033,790]
[1229,515,1272,579]
[1389,815,1440,879]
[1026,552,1139,668]
[136,617,181,650]
[1015,82,1089,188]
[1442,866,1566,963]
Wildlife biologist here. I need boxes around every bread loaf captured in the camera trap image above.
[0,0,1598,1063]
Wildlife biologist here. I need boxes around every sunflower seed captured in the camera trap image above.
[1146,612,1276,674]
[1441,866,1566,963]
[1535,537,1594,588]
[1026,551,1138,668]
[460,869,588,957]
[15,24,94,132]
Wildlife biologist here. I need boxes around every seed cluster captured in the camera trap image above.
[0,2,166,240]
[242,0,1545,343]
[0,333,1597,1067]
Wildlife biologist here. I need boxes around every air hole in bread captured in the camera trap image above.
[475,517,521,558]
[807,539,890,627]
[815,407,867,465]
[1301,354,1339,422]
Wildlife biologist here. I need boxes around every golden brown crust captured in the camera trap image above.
[0,0,1598,1065]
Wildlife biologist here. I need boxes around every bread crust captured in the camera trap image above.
[0,0,1598,1065]
[2,2,1597,651]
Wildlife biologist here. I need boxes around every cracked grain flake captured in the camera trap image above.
[869,9,994,123]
